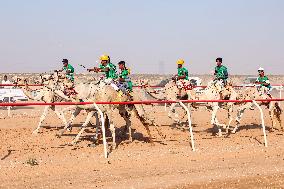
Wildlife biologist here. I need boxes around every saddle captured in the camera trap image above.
[64,87,78,97]
[178,80,194,90]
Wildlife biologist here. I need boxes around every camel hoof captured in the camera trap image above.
[55,133,62,138]
[71,140,78,145]
[217,131,222,137]
[32,130,39,135]
[112,144,117,150]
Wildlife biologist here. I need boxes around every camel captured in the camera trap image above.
[14,75,69,134]
[142,79,237,136]
[14,73,101,134]
[54,79,162,149]
[228,86,283,133]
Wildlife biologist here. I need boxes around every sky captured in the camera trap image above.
[0,0,283,75]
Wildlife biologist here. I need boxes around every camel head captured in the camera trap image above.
[138,79,150,88]
[13,76,29,86]
[38,74,54,85]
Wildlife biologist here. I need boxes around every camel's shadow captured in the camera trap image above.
[61,124,167,148]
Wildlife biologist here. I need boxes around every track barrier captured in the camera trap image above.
[0,98,283,158]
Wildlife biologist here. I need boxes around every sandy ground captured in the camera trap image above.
[0,103,284,188]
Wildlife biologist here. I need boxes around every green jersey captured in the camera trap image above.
[256,76,271,89]
[215,65,228,80]
[99,62,118,79]
[177,67,189,80]
[119,69,133,91]
[63,64,74,81]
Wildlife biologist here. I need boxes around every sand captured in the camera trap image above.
[1,103,284,188]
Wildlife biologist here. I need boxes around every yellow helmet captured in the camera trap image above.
[100,54,109,61]
[176,59,185,65]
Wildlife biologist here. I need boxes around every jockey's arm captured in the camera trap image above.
[54,69,63,73]
[87,67,109,73]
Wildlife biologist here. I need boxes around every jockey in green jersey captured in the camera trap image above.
[214,57,228,86]
[55,58,75,82]
[255,67,272,97]
[117,61,133,93]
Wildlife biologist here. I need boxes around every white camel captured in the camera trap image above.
[142,79,237,136]
[228,86,282,133]
[14,75,69,134]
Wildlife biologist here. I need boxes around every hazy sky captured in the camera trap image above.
[0,0,283,74]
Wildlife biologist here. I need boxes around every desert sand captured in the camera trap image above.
[0,74,284,188]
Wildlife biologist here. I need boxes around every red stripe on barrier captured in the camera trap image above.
[0,98,283,107]
[0,84,43,87]
[0,84,283,88]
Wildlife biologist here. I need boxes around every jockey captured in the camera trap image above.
[55,59,75,82]
[87,54,119,90]
[117,61,133,93]
[214,57,228,86]
[54,59,76,96]
[255,67,272,97]
[172,59,189,99]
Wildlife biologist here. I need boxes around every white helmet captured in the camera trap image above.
[258,67,264,71]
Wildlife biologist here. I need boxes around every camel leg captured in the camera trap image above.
[92,111,100,142]
[71,111,94,145]
[57,107,81,137]
[232,103,252,134]
[106,109,117,150]
[50,105,68,129]
[119,107,132,142]
[225,106,234,134]
[269,103,276,132]
[272,102,283,131]
[144,124,154,145]
[133,104,154,144]
[33,105,50,134]
[168,103,180,123]
[211,105,222,137]
[109,123,116,150]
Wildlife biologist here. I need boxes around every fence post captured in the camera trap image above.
[179,101,195,151]
[252,100,268,147]
[279,86,282,107]
[93,103,108,159]
[7,89,11,117]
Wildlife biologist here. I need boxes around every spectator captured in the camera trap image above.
[1,75,12,89]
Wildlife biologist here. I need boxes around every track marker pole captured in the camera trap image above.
[93,103,108,159]
[279,87,282,107]
[253,100,267,147]
[179,101,195,151]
